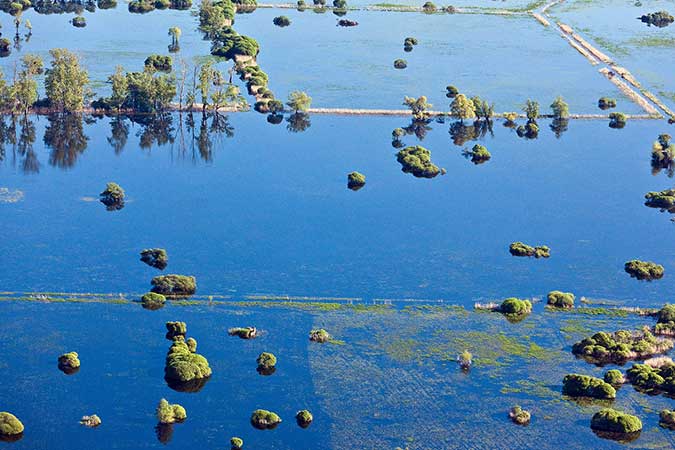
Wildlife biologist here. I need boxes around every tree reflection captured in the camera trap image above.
[286,112,311,133]
[18,116,39,174]
[44,114,89,169]
[550,118,569,139]
[403,119,432,141]
[448,120,478,146]
[107,116,129,154]
[133,113,175,149]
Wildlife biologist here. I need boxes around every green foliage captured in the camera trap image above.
[516,121,539,139]
[165,339,212,383]
[550,95,569,119]
[166,321,187,336]
[445,85,458,98]
[562,374,616,399]
[624,260,664,281]
[256,352,277,369]
[140,248,168,269]
[199,0,235,36]
[296,410,313,427]
[651,134,675,176]
[230,437,244,449]
[464,143,491,164]
[128,0,155,13]
[72,15,86,27]
[450,94,476,121]
[121,69,176,113]
[228,327,257,339]
[509,242,550,258]
[659,410,675,429]
[458,349,472,368]
[471,96,494,120]
[590,408,642,434]
[211,27,259,59]
[604,369,625,386]
[523,99,539,120]
[273,15,291,26]
[144,54,173,73]
[645,187,675,211]
[546,290,574,308]
[58,351,81,370]
[99,182,125,209]
[156,398,187,424]
[286,90,311,112]
[108,66,128,111]
[393,59,407,69]
[45,49,90,112]
[499,298,532,316]
[309,328,331,342]
[508,405,530,425]
[396,145,441,178]
[657,304,675,325]
[598,97,616,110]
[403,95,431,120]
[609,112,626,129]
[152,274,196,296]
[0,412,24,436]
[640,11,673,27]
[141,292,166,309]
[422,1,436,11]
[250,409,282,429]
[572,329,671,363]
[347,171,366,190]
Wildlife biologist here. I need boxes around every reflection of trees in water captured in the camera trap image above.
[174,112,234,163]
[18,116,39,174]
[550,118,569,139]
[403,119,432,141]
[107,116,129,154]
[449,121,478,146]
[44,114,89,169]
[131,113,175,149]
[286,112,311,133]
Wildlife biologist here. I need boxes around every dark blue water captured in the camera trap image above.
[0,113,673,306]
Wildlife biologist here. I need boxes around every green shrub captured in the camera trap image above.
[151,275,196,296]
[562,374,616,399]
[309,329,331,342]
[296,410,313,428]
[144,55,173,73]
[464,144,491,164]
[396,145,441,178]
[141,292,166,309]
[422,1,436,12]
[211,27,259,59]
[598,97,616,110]
[140,248,168,269]
[624,260,664,281]
[0,412,24,437]
[58,351,80,373]
[500,298,532,316]
[72,16,86,27]
[256,352,277,369]
[508,405,530,425]
[546,291,574,308]
[250,409,281,429]
[572,330,672,363]
[393,59,407,69]
[347,171,366,191]
[604,369,625,386]
[230,437,244,449]
[99,182,125,209]
[156,398,187,424]
[590,408,642,434]
[165,339,212,384]
[609,112,626,129]
[166,321,187,337]
[273,15,291,26]
[659,410,675,429]
[509,242,550,258]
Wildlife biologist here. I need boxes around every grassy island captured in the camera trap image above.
[164,337,212,390]
[309,328,331,343]
[546,291,575,309]
[157,398,187,424]
[0,412,24,439]
[347,171,366,191]
[590,408,642,434]
[508,405,530,425]
[296,410,313,428]
[562,374,616,399]
[99,182,125,211]
[572,329,673,364]
[396,145,441,178]
[250,409,281,429]
[624,260,664,281]
[58,351,81,374]
[509,242,550,258]
[151,274,196,296]
[140,248,168,270]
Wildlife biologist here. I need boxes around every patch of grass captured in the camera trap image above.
[628,36,675,48]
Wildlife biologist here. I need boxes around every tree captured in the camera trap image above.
[450,94,475,122]
[286,90,311,112]
[550,95,569,119]
[523,99,539,121]
[471,96,494,120]
[45,49,90,112]
[403,95,432,121]
[169,27,181,52]
[198,62,214,111]
[12,54,43,115]
[108,66,128,111]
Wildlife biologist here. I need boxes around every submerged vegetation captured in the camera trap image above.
[509,242,550,258]
[624,260,664,281]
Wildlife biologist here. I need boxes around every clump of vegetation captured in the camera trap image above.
[140,248,168,270]
[403,95,432,121]
[562,374,616,399]
[273,15,291,26]
[296,410,313,428]
[598,97,617,110]
[99,182,125,210]
[503,112,518,127]
[337,18,358,26]
[604,369,625,386]
[250,409,282,430]
[624,260,664,281]
[166,321,187,338]
[347,171,366,191]
[463,144,491,164]
[508,405,530,425]
[457,350,472,370]
[609,112,627,129]
[287,90,311,112]
[151,274,196,296]
[659,410,675,429]
[547,291,574,309]
[651,134,675,176]
[141,292,166,310]
[450,93,476,122]
[228,327,257,339]
[256,352,277,370]
[396,145,441,178]
[639,11,674,28]
[591,408,642,434]
[0,412,24,439]
[509,242,550,258]
[393,59,407,69]
[211,27,259,59]
[58,351,81,374]
[655,304,675,335]
[499,298,532,317]
[144,55,172,73]
[128,0,154,11]
[626,362,675,393]
[164,337,212,389]
[72,16,86,27]
[79,415,102,427]
[230,437,244,449]
[446,85,458,98]
[422,1,436,12]
[550,96,569,119]
[644,188,675,212]
[572,329,673,364]
[156,398,187,424]
[516,121,539,140]
[309,329,330,343]
[403,36,417,51]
